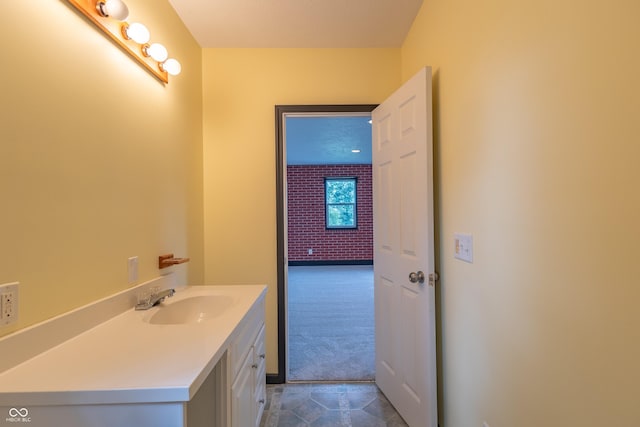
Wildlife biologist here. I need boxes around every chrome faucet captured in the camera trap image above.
[135,288,175,310]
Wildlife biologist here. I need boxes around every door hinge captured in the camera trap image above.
[428,272,439,287]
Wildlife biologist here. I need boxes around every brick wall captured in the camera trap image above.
[287,164,373,263]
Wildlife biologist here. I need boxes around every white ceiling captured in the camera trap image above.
[166,1,416,164]
[167,0,423,48]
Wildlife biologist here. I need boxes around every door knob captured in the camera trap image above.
[408,271,425,284]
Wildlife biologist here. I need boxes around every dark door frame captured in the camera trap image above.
[271,104,378,383]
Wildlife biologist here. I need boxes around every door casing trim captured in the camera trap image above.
[271,104,378,383]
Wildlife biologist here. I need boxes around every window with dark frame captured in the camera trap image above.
[325,177,357,229]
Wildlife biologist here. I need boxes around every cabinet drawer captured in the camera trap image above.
[254,361,266,405]
[253,324,266,367]
[254,375,266,427]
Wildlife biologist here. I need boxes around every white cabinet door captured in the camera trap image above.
[253,325,266,427]
[231,351,254,427]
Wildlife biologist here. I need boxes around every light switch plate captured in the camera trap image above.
[128,257,139,284]
[454,233,473,263]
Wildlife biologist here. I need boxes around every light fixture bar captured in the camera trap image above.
[67,0,169,83]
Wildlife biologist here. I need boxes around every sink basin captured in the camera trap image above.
[146,295,234,325]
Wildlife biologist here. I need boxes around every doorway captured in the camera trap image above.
[274,105,377,383]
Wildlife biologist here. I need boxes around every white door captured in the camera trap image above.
[372,67,437,427]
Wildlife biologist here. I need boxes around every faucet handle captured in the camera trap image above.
[136,289,151,306]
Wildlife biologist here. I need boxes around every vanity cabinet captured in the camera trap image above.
[0,283,268,427]
[230,299,266,427]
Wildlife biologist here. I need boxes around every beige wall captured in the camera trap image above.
[0,0,203,338]
[202,48,400,373]
[402,0,640,425]
[6,1,638,424]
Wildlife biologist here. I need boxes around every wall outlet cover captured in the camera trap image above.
[0,282,19,327]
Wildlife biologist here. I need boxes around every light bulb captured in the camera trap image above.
[97,0,129,21]
[161,58,182,76]
[123,22,150,44]
[144,43,168,62]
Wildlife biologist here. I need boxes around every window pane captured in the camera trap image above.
[325,178,357,229]
[327,205,355,227]
[326,180,355,204]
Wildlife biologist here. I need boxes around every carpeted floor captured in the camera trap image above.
[288,265,375,382]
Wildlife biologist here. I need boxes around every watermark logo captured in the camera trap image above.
[5,408,31,423]
[7,410,26,418]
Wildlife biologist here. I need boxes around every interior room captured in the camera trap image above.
[285,114,375,382]
[1,0,639,426]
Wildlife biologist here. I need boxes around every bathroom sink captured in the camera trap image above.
[146,295,234,325]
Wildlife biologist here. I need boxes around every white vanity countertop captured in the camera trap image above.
[0,285,266,406]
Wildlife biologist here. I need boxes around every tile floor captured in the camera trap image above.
[260,382,409,427]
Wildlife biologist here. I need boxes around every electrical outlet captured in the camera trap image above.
[2,292,15,321]
[308,248,313,255]
[482,422,490,427]
[0,282,19,326]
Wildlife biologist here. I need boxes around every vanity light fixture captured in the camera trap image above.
[96,0,129,21]
[160,58,182,76]
[352,149,361,153]
[122,22,150,44]
[67,0,181,83]
[143,43,168,62]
